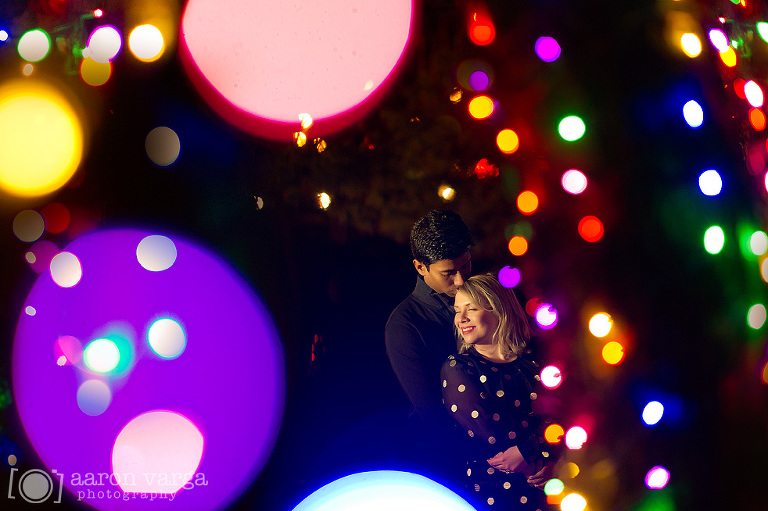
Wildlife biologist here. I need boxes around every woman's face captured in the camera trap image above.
[454,290,499,346]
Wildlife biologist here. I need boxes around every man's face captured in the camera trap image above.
[414,251,472,297]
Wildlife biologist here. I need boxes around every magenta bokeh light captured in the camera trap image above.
[534,36,561,63]
[179,0,414,141]
[12,229,285,510]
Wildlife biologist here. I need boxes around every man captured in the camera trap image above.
[384,209,473,481]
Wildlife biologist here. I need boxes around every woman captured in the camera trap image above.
[440,274,553,510]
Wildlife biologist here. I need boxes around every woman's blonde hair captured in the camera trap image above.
[455,273,531,359]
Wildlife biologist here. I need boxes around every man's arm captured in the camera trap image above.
[385,318,442,420]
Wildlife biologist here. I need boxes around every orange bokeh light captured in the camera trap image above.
[750,108,767,131]
[508,236,528,256]
[544,424,565,444]
[517,190,539,215]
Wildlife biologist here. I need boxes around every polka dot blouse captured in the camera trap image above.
[440,347,551,510]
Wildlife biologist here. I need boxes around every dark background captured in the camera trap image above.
[2,0,768,510]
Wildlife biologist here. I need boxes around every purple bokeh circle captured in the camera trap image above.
[12,229,285,510]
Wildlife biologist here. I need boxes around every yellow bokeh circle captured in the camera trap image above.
[0,81,84,197]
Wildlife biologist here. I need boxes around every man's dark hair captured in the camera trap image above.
[410,210,473,267]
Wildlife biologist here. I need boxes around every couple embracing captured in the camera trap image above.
[385,210,555,511]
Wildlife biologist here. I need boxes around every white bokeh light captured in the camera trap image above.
[50,251,82,288]
[137,235,177,271]
[148,318,187,359]
[642,401,664,426]
[87,25,122,63]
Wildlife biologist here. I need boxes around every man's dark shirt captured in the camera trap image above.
[385,277,464,482]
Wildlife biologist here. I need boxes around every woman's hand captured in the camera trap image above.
[487,446,528,474]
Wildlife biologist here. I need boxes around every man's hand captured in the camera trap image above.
[526,462,554,489]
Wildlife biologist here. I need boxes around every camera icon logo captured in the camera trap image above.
[7,467,63,504]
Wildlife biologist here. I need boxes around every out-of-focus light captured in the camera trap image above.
[128,24,164,62]
[496,129,520,154]
[84,338,120,373]
[525,298,543,317]
[535,303,558,329]
[22,63,34,76]
[558,116,585,141]
[49,251,82,288]
[758,21,768,42]
[438,184,456,202]
[137,234,177,272]
[680,33,702,57]
[112,411,204,493]
[602,341,625,365]
[41,202,70,234]
[578,215,604,242]
[13,210,45,242]
[299,113,313,130]
[698,169,722,196]
[642,401,664,426]
[457,59,494,91]
[720,46,737,67]
[87,25,122,63]
[704,225,725,254]
[93,9,104,18]
[468,70,489,91]
[27,240,59,274]
[80,56,112,86]
[294,131,307,147]
[315,138,327,153]
[0,81,84,197]
[762,361,768,384]
[145,126,181,166]
[468,95,494,119]
[683,100,704,128]
[498,266,521,288]
[565,462,580,478]
[544,424,565,444]
[318,192,331,210]
[148,318,187,359]
[468,7,495,46]
[182,1,411,142]
[535,36,561,62]
[565,426,587,449]
[762,258,768,283]
[473,158,498,178]
[750,231,768,255]
[508,236,528,256]
[543,478,564,496]
[292,470,476,511]
[540,365,562,389]
[645,466,670,490]
[0,30,9,42]
[750,108,767,131]
[516,190,539,215]
[561,169,587,194]
[748,304,767,329]
[560,492,587,511]
[13,228,286,509]
[589,312,612,337]
[18,29,51,62]
[745,80,765,108]
[708,29,730,52]
[449,88,463,103]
